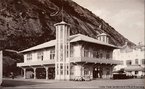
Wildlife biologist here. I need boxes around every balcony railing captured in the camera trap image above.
[17,60,55,67]
[70,57,123,65]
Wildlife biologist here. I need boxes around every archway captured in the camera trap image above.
[36,68,46,79]
[48,67,55,79]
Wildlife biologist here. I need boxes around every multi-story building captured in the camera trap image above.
[17,21,122,80]
[113,43,145,77]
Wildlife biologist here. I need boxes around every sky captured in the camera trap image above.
[73,0,144,45]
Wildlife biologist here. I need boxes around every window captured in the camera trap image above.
[135,71,138,74]
[60,64,63,75]
[126,60,132,65]
[96,52,99,58]
[60,26,63,39]
[27,53,32,60]
[142,59,145,65]
[100,53,103,59]
[70,46,73,57]
[93,51,96,58]
[106,53,110,59]
[70,66,74,75]
[50,49,55,60]
[93,51,99,58]
[60,53,63,61]
[66,44,69,57]
[60,45,63,61]
[57,64,59,75]
[84,49,89,57]
[66,63,69,75]
[135,59,138,65]
[37,51,43,61]
[103,36,105,42]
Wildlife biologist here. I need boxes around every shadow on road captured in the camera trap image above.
[1,79,48,87]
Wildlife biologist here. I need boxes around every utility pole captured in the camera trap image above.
[0,50,2,85]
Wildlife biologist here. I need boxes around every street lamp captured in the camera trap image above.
[0,50,2,85]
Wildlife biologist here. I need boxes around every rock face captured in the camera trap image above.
[0,0,135,51]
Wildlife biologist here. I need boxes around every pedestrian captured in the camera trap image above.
[10,72,14,79]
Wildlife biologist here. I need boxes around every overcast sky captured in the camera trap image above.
[73,0,144,45]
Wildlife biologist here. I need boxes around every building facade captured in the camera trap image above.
[17,21,122,80]
[113,43,145,77]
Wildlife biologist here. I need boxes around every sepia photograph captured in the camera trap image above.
[0,0,145,89]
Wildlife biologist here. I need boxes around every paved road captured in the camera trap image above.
[1,78,145,89]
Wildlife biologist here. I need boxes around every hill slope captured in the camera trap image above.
[0,0,135,51]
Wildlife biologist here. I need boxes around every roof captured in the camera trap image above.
[54,21,70,26]
[134,44,145,49]
[124,65,145,71]
[20,40,56,53]
[20,34,119,53]
[70,34,118,48]
[97,33,107,36]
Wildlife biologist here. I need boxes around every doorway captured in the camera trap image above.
[93,66,102,79]
[48,67,55,79]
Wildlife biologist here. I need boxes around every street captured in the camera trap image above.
[1,78,145,89]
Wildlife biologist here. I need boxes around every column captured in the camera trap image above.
[23,68,26,79]
[81,66,84,77]
[45,67,49,80]
[33,68,36,79]
[110,65,113,78]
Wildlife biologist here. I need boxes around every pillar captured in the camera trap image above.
[81,66,84,77]
[45,67,49,80]
[33,68,36,79]
[23,68,26,79]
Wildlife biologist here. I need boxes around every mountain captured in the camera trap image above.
[0,0,135,75]
[0,0,135,50]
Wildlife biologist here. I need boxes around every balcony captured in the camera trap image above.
[17,60,55,67]
[70,57,123,65]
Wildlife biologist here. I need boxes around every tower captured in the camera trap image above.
[97,33,109,43]
[54,21,71,80]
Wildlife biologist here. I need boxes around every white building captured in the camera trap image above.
[113,43,145,77]
[17,21,122,80]
[0,50,2,85]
